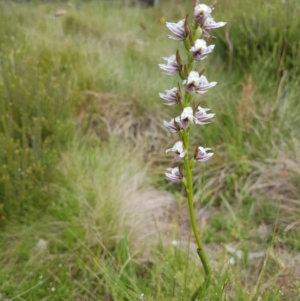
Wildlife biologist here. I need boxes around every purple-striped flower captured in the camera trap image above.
[194,3,212,26]
[183,71,217,94]
[203,16,226,30]
[195,146,213,162]
[166,19,187,41]
[164,116,181,133]
[159,55,180,76]
[180,107,194,129]
[194,106,215,125]
[159,87,178,106]
[165,167,182,183]
[190,39,215,61]
[166,141,186,162]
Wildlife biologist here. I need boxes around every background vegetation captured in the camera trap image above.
[0,0,299,300]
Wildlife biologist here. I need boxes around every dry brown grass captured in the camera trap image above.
[238,74,255,129]
[77,91,170,155]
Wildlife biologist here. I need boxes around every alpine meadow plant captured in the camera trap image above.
[159,1,225,298]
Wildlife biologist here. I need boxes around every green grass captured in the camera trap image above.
[0,0,300,300]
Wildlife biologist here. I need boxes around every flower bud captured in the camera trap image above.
[176,50,183,70]
[193,26,203,40]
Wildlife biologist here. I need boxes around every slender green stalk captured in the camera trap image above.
[182,131,211,295]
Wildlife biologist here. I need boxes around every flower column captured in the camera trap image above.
[159,2,226,292]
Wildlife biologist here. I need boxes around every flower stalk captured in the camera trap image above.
[159,1,225,297]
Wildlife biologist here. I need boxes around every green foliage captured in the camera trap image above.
[0,34,74,219]
[215,0,300,81]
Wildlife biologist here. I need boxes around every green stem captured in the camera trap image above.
[182,131,211,297]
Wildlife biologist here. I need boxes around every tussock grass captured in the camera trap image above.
[55,138,178,255]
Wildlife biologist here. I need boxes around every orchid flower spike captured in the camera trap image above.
[190,39,215,61]
[194,3,212,26]
[194,106,215,125]
[159,0,226,289]
[195,146,214,162]
[180,107,194,129]
[166,141,186,162]
[159,55,180,76]
[166,19,187,41]
[164,116,182,133]
[165,167,182,183]
[203,16,226,31]
[183,71,217,94]
[159,87,179,106]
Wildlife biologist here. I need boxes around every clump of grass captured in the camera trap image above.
[54,137,179,257]
[55,138,148,251]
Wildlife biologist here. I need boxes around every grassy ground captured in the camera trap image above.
[0,0,300,300]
